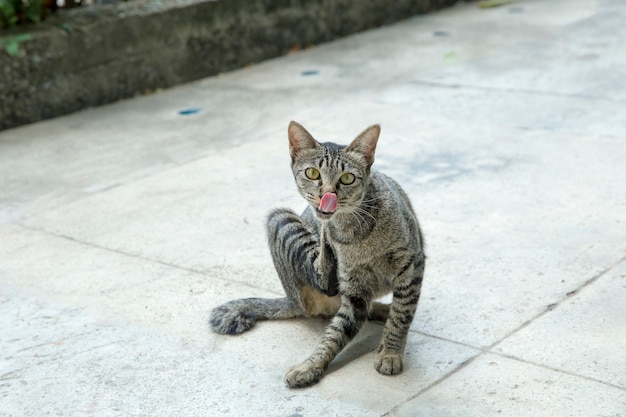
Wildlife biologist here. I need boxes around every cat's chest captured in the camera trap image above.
[325,216,375,245]
[327,232,383,278]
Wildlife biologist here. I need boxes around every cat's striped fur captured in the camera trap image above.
[209,122,425,388]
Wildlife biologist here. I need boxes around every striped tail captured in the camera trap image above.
[209,297,302,335]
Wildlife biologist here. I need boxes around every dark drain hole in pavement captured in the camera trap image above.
[178,108,201,116]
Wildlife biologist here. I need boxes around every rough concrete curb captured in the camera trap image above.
[0,0,464,131]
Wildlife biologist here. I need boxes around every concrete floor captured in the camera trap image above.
[1,0,625,416]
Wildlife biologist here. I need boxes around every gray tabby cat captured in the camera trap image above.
[210,122,425,388]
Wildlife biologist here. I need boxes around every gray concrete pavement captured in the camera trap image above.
[1,0,625,416]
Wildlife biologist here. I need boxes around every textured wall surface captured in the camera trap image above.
[0,0,459,130]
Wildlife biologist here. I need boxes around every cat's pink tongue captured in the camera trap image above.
[319,192,338,213]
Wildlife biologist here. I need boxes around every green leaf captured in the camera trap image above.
[2,33,31,57]
[8,14,19,26]
[59,23,73,33]
[0,1,18,28]
[5,40,18,56]
[11,33,32,43]
[478,0,513,8]
[27,11,41,24]
[444,51,456,62]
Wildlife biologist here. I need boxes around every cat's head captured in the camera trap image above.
[287,121,380,221]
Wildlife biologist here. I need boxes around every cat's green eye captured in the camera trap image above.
[340,172,355,185]
[305,167,320,180]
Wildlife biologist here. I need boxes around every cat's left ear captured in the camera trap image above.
[288,121,320,161]
[345,124,380,166]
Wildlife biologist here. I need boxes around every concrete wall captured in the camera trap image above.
[0,0,461,130]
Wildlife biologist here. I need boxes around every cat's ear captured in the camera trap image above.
[288,121,320,161]
[346,124,380,166]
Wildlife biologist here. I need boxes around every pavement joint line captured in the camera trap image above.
[384,333,626,417]
[12,152,220,228]
[486,254,626,353]
[409,329,626,392]
[10,231,625,404]
[409,79,624,103]
[0,369,24,381]
[14,223,284,297]
[33,339,131,366]
[408,328,484,351]
[16,330,100,353]
[382,256,626,412]
[486,349,626,392]
[383,350,486,416]
[408,328,626,392]
[408,253,626,353]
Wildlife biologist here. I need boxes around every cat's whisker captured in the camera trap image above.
[347,206,374,233]
[353,206,377,224]
[349,210,366,233]
[360,196,381,204]
[358,204,379,213]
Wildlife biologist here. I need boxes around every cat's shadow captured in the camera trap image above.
[325,321,384,375]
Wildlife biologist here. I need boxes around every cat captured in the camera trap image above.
[209,121,425,388]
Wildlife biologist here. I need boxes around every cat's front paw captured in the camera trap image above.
[374,351,404,375]
[284,361,324,388]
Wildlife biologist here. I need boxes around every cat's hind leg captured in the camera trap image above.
[209,208,339,335]
[266,208,341,316]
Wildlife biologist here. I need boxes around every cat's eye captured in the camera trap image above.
[305,167,320,180]
[340,173,355,185]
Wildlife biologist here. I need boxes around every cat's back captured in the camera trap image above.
[370,169,415,217]
[367,169,422,248]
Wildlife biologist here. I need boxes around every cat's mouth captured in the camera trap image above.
[315,207,335,219]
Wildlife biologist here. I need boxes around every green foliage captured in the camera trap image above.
[0,0,43,29]
[1,0,133,31]
[0,32,32,55]
[0,1,19,28]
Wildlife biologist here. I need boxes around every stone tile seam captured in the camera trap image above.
[411,328,626,389]
[17,221,622,344]
[382,340,626,417]
[487,254,626,353]
[408,327,626,391]
[382,334,625,416]
[382,350,484,416]
[408,328,481,350]
[383,257,626,414]
[403,253,626,351]
[29,339,130,368]
[0,368,24,382]
[13,227,625,397]
[409,79,626,104]
[13,222,626,324]
[15,330,99,354]
[13,152,217,228]
[487,350,626,392]
[473,255,626,392]
[14,223,284,297]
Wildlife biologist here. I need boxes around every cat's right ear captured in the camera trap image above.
[345,124,380,167]
[288,121,319,161]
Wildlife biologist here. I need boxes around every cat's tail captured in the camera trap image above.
[209,297,303,335]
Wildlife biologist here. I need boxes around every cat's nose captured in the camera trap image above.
[319,186,336,196]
